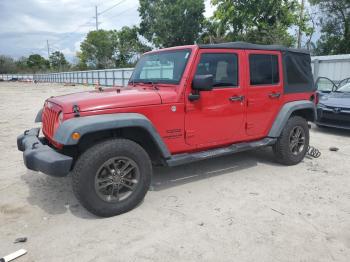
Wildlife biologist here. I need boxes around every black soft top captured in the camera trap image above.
[198,42,310,55]
[198,42,314,94]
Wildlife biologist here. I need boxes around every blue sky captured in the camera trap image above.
[0,0,317,62]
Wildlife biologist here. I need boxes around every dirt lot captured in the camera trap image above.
[0,82,349,262]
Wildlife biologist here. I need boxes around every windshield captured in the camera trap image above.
[337,83,350,93]
[129,49,191,84]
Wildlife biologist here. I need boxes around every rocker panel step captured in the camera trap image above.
[166,138,276,167]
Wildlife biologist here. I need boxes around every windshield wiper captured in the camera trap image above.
[147,81,159,91]
[134,81,159,90]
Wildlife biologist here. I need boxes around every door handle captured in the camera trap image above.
[229,95,244,102]
[268,92,281,99]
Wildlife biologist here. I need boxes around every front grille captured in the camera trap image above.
[322,111,350,122]
[42,103,60,140]
[319,107,350,128]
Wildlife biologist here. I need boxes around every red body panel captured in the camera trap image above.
[44,45,315,155]
[184,48,247,148]
[245,50,283,139]
[50,87,162,113]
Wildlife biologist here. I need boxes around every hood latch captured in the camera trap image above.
[72,104,80,117]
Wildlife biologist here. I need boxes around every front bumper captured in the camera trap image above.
[17,128,73,177]
[316,107,350,130]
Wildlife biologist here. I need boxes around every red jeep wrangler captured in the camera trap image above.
[18,42,316,217]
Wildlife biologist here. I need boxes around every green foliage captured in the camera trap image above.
[115,26,151,67]
[15,57,29,73]
[309,0,350,55]
[203,0,302,46]
[80,30,116,69]
[139,0,205,47]
[26,54,50,73]
[0,55,17,73]
[49,51,69,71]
[79,27,149,69]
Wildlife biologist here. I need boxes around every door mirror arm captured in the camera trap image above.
[188,90,200,101]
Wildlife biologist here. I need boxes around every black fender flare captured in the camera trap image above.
[35,108,43,123]
[53,113,171,159]
[268,100,316,138]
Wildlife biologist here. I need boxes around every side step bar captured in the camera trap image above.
[166,138,276,167]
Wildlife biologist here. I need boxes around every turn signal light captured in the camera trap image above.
[71,132,81,140]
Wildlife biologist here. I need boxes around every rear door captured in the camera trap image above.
[185,49,246,147]
[246,51,283,138]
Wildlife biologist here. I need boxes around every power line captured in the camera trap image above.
[94,0,128,30]
[100,4,138,22]
[35,1,134,57]
[49,19,95,47]
[98,0,127,15]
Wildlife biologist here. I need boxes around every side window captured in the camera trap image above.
[195,53,238,87]
[249,54,279,86]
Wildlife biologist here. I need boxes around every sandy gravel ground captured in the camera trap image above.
[0,82,349,262]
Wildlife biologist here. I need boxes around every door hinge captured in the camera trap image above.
[185,104,196,112]
[185,130,195,138]
[246,122,254,130]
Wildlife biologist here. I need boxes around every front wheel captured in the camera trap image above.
[273,116,309,165]
[72,138,152,217]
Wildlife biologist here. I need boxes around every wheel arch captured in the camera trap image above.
[54,113,171,164]
[268,100,316,138]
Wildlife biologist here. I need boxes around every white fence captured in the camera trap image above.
[0,68,134,87]
[1,54,350,85]
[311,54,350,81]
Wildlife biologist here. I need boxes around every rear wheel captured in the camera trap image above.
[273,116,309,165]
[72,138,152,217]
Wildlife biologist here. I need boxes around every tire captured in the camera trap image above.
[72,138,152,217]
[273,116,309,166]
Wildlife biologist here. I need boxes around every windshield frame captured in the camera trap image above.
[129,49,192,85]
[336,83,350,93]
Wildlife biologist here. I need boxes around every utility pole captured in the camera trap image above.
[46,40,50,58]
[297,0,305,49]
[94,6,99,31]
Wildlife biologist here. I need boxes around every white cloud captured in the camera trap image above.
[0,0,216,60]
[204,0,215,18]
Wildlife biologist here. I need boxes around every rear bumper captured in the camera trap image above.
[17,128,72,177]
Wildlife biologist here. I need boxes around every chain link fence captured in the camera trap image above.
[0,68,134,87]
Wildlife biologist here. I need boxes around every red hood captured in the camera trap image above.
[48,87,163,113]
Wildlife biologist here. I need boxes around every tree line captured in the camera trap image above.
[1,0,349,74]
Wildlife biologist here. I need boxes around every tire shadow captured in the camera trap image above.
[21,172,97,219]
[151,147,279,191]
[21,147,279,218]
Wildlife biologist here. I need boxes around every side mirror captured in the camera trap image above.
[192,74,214,91]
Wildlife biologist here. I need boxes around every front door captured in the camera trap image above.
[245,51,283,138]
[185,50,246,148]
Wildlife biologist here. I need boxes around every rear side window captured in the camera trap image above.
[249,54,279,85]
[285,54,310,85]
[195,53,238,87]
